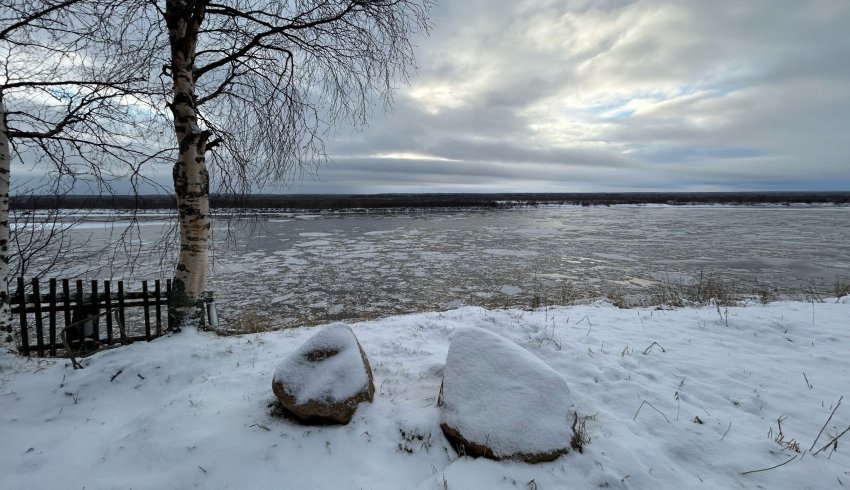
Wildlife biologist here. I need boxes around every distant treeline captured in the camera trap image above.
[10,192,850,211]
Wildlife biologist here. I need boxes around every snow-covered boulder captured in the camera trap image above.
[272,324,374,424]
[439,327,573,463]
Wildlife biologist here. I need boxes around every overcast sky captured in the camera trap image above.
[12,0,846,195]
[285,0,849,193]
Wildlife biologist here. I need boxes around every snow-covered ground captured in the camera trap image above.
[1,300,848,489]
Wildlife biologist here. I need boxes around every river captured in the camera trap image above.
[18,204,850,330]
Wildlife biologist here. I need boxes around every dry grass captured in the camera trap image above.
[752,280,778,304]
[769,416,801,453]
[219,309,276,335]
[648,270,741,307]
[605,288,628,308]
[571,412,594,453]
[834,278,850,300]
[526,279,588,310]
[556,281,581,305]
[530,291,542,309]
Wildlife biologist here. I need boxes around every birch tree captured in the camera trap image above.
[0,0,161,339]
[0,97,9,337]
[150,0,431,325]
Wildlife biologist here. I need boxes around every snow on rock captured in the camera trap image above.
[272,323,374,424]
[439,326,573,462]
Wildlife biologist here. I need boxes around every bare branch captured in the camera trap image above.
[0,0,85,40]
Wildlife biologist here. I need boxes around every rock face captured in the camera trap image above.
[438,327,573,463]
[272,324,374,424]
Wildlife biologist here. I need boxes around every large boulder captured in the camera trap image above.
[272,323,374,424]
[439,327,573,463]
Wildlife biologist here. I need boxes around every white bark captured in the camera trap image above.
[166,2,210,327]
[172,136,210,321]
[0,98,12,337]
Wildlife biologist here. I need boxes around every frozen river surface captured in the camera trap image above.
[193,205,848,328]
[22,205,849,329]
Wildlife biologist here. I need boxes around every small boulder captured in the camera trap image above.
[272,323,374,424]
[439,327,573,463]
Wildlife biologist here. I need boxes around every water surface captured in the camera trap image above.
[20,205,848,328]
[205,205,849,327]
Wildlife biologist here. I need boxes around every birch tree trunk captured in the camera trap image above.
[0,98,12,340]
[165,0,209,329]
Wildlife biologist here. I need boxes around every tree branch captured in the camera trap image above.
[193,0,363,80]
[0,0,84,40]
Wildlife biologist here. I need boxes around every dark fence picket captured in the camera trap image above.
[104,281,113,344]
[17,278,28,356]
[117,281,126,340]
[75,280,84,330]
[166,279,173,330]
[73,279,86,352]
[48,279,57,356]
[154,280,162,336]
[31,278,45,356]
[62,279,72,336]
[90,280,100,343]
[142,280,151,340]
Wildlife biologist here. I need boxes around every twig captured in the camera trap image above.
[740,455,798,475]
[772,415,800,452]
[802,372,813,389]
[61,327,84,370]
[810,396,842,451]
[642,342,666,355]
[115,310,128,345]
[110,369,123,382]
[633,400,671,423]
[814,425,850,455]
[721,421,732,441]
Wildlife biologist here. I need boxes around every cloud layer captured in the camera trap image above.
[292,0,849,193]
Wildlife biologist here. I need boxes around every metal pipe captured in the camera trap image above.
[203,291,219,329]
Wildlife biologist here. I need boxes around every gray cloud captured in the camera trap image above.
[284,157,655,194]
[286,0,850,193]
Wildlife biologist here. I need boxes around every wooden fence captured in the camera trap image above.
[11,277,172,357]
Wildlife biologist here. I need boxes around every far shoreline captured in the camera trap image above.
[10,191,850,212]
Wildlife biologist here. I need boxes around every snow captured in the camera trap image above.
[0,300,848,489]
[440,327,572,458]
[273,323,369,405]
